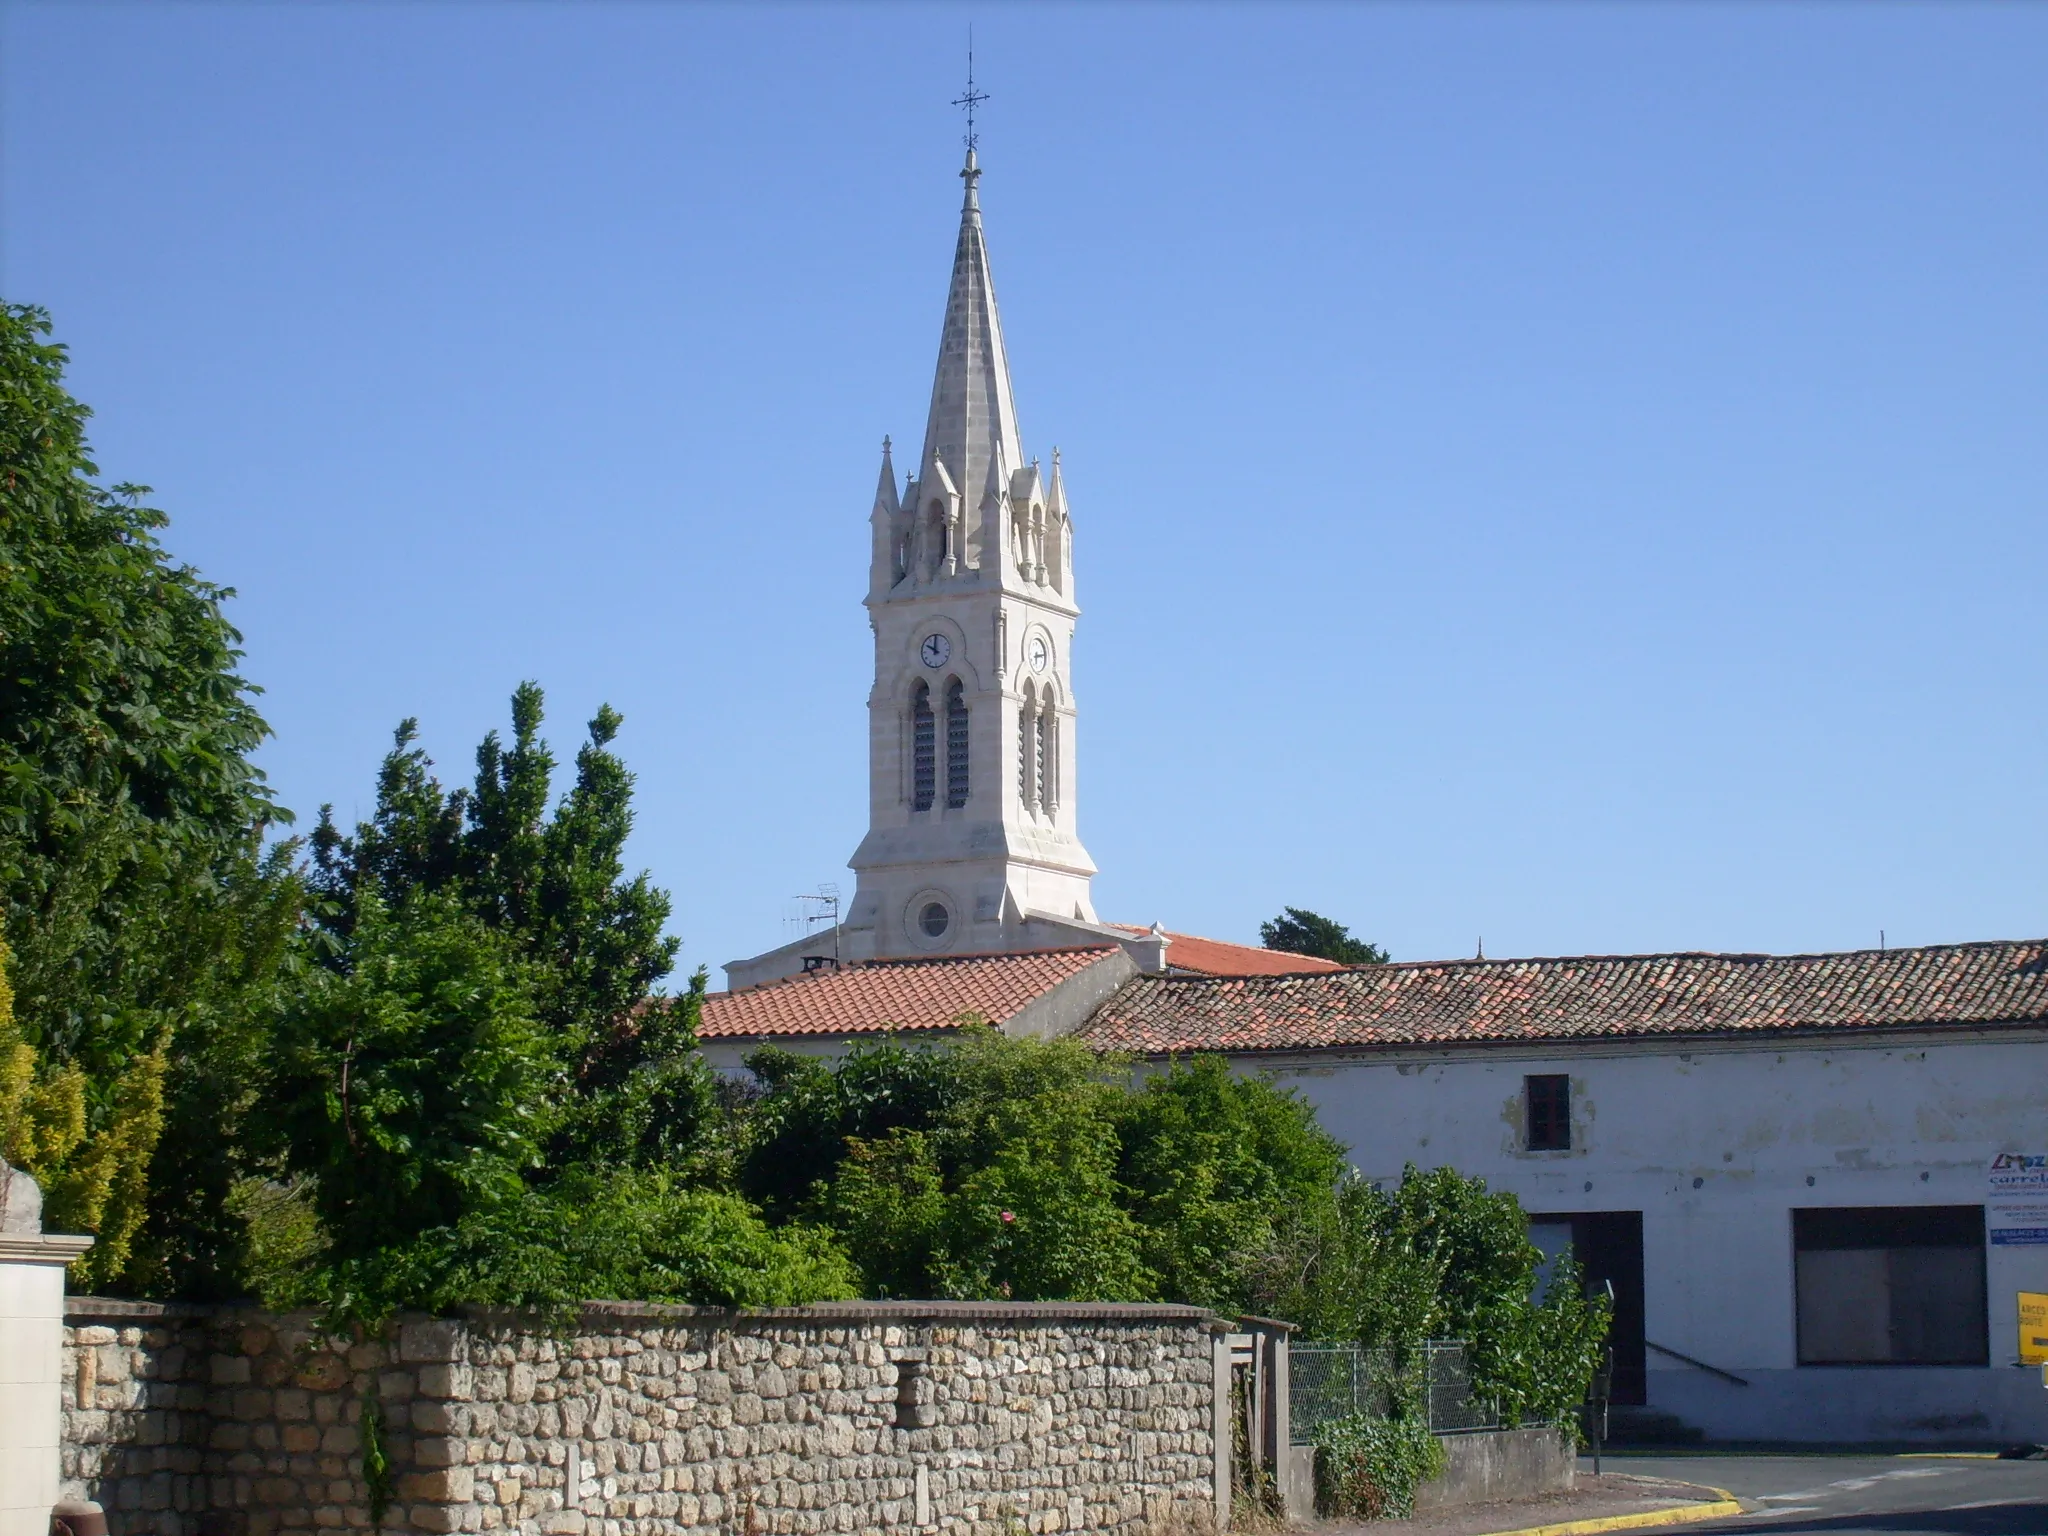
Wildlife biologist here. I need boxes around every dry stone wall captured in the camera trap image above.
[60,1299,1224,1536]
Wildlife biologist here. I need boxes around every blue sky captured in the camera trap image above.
[3,3,2041,982]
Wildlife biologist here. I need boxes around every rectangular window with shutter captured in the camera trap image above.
[1525,1074,1571,1151]
[1794,1206,1986,1366]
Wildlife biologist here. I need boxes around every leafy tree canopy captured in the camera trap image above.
[738,1032,1345,1311]
[256,887,846,1322]
[253,690,847,1323]
[751,1029,1151,1302]
[1260,907,1390,967]
[1253,1164,1609,1429]
[0,305,280,884]
[0,303,298,1292]
[307,685,705,1172]
[1114,1053,1346,1310]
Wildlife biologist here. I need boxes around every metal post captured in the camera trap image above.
[1591,1345,1613,1476]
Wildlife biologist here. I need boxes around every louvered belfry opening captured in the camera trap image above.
[1032,707,1049,814]
[945,680,970,808]
[1039,706,1058,813]
[911,682,936,812]
[1017,702,1034,811]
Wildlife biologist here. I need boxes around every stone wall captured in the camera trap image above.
[61,1299,1224,1536]
[62,1297,380,1534]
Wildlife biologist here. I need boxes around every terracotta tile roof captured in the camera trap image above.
[700,945,1122,1041]
[1080,939,2048,1056]
[1106,925,1347,978]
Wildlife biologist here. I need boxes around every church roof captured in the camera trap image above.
[701,944,1123,1042]
[1105,925,1348,978]
[1079,938,2048,1056]
[916,148,1024,519]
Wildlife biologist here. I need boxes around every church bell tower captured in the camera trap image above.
[722,147,1106,988]
[848,146,1098,958]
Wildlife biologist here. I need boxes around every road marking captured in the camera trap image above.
[1467,1490,1743,1536]
[1756,1467,1954,1502]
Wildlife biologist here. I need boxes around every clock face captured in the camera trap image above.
[1028,637,1049,674]
[920,633,951,669]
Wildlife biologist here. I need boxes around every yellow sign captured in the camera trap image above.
[2018,1292,2048,1365]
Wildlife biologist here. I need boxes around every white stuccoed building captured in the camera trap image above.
[1080,942,2048,1444]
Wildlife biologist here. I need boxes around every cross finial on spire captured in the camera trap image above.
[952,32,989,155]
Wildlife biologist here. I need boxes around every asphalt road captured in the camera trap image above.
[1592,1453,2048,1536]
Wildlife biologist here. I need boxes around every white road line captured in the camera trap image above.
[1757,1467,1955,1502]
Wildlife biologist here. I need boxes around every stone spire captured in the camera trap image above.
[916,147,1023,571]
[872,436,900,516]
[868,436,903,598]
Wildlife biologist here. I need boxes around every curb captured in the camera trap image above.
[1468,1489,1743,1536]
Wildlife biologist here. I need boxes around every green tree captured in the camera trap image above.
[0,303,298,1291]
[739,1036,958,1222]
[931,1029,1151,1300]
[1114,1054,1346,1310]
[261,890,851,1320]
[265,892,558,1305]
[1388,1165,1609,1427]
[308,686,705,1172]
[1258,1165,1609,1429]
[262,693,845,1320]
[750,1028,1153,1301]
[743,1034,1357,1309]
[1249,1176,1444,1356]
[1259,908,1390,967]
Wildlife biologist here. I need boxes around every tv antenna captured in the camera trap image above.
[794,884,842,972]
[952,32,989,153]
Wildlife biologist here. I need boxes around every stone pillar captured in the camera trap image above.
[1211,1330,1234,1528]
[0,1163,92,1536]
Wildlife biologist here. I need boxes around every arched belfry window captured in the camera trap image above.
[945,679,969,808]
[911,682,936,812]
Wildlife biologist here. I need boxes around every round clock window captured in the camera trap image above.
[1028,637,1049,673]
[919,902,950,938]
[920,633,951,669]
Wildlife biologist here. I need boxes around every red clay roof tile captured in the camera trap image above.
[1105,926,1348,977]
[1080,939,2048,1055]
[701,945,1121,1041]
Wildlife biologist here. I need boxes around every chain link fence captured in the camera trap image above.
[1421,1340,1498,1432]
[1289,1341,1498,1443]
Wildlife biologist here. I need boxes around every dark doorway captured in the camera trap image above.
[1530,1211,1646,1405]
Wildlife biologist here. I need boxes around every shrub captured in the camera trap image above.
[1311,1411,1446,1520]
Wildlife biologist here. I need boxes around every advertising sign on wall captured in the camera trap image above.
[2018,1292,2048,1365]
[1987,1153,2048,1246]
